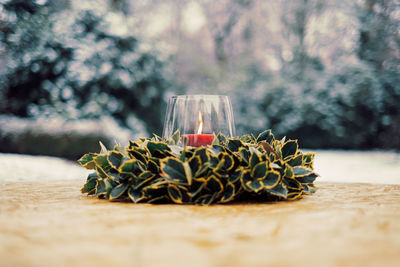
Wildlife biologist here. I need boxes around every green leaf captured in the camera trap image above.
[206,175,223,195]
[183,162,193,186]
[169,145,183,157]
[303,184,317,194]
[287,154,303,167]
[270,140,282,157]
[189,182,205,198]
[161,157,192,185]
[107,151,125,169]
[227,139,244,152]
[95,166,108,178]
[147,141,171,157]
[194,158,209,177]
[211,135,220,146]
[142,183,168,199]
[128,140,139,149]
[282,178,302,190]
[263,170,281,189]
[138,171,153,180]
[147,195,169,204]
[231,153,241,170]
[126,148,148,165]
[81,173,98,194]
[135,174,156,189]
[228,169,242,183]
[195,193,216,205]
[152,134,163,141]
[251,162,268,180]
[147,159,160,173]
[208,154,219,169]
[284,164,294,179]
[214,157,226,172]
[162,157,185,180]
[249,152,261,170]
[110,183,129,200]
[137,160,147,172]
[189,155,201,176]
[128,187,145,203]
[216,132,227,144]
[208,145,226,155]
[220,183,235,203]
[303,152,315,168]
[296,173,318,183]
[238,147,250,164]
[78,153,97,169]
[95,179,106,196]
[119,159,142,175]
[240,134,252,143]
[249,146,262,156]
[104,179,113,199]
[287,191,303,201]
[301,183,315,195]
[99,141,108,154]
[240,170,253,192]
[94,155,111,172]
[275,146,282,158]
[293,166,313,177]
[182,135,189,147]
[270,162,282,170]
[194,148,210,163]
[205,193,218,205]
[256,129,274,143]
[87,172,99,181]
[171,129,181,145]
[113,143,125,153]
[281,140,298,159]
[179,149,187,162]
[267,183,288,198]
[133,147,149,156]
[179,186,191,203]
[168,184,183,204]
[246,180,264,193]
[108,173,121,183]
[218,152,234,171]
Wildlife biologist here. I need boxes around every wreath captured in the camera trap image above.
[79,130,318,205]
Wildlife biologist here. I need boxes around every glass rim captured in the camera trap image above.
[169,94,230,99]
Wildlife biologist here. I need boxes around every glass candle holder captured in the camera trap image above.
[162,95,236,147]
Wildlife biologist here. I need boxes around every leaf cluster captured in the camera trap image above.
[79,130,319,205]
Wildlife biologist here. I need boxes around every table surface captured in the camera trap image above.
[1,180,400,267]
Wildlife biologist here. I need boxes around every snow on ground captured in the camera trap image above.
[313,150,400,185]
[0,151,399,184]
[0,115,147,146]
[0,153,91,182]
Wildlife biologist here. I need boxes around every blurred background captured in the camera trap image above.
[0,0,399,160]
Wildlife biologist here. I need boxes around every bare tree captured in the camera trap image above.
[200,0,252,70]
[280,0,325,80]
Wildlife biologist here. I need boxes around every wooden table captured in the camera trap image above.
[1,180,399,267]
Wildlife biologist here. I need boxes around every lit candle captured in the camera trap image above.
[182,112,214,147]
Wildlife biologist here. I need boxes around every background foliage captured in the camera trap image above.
[0,0,169,135]
[0,0,399,159]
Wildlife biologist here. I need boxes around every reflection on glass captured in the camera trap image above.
[162,95,236,146]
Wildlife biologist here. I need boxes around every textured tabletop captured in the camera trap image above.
[1,180,400,267]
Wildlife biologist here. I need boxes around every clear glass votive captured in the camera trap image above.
[162,95,236,147]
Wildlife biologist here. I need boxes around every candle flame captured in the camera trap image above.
[197,111,203,134]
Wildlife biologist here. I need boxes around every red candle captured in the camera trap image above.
[182,134,214,147]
